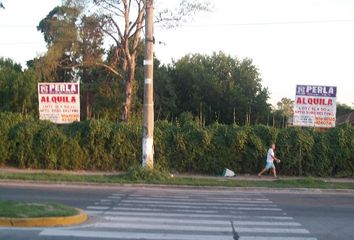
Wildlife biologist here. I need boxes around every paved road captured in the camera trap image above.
[0,183,353,240]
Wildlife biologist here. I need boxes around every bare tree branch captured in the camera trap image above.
[95,62,121,77]
[104,15,124,42]
[155,0,211,29]
[128,1,144,37]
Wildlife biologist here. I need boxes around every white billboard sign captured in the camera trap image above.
[38,82,80,124]
[293,85,337,128]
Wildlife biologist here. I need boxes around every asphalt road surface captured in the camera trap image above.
[0,182,353,240]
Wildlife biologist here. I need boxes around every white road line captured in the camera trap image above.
[129,195,191,199]
[98,202,113,205]
[86,206,110,210]
[124,199,271,204]
[128,194,268,199]
[85,210,103,215]
[237,207,282,211]
[129,191,263,197]
[40,229,234,240]
[102,211,292,219]
[237,227,310,234]
[95,222,307,233]
[112,204,277,211]
[118,200,274,206]
[230,220,302,226]
[110,207,219,213]
[95,222,231,231]
[103,216,301,226]
[126,196,266,204]
[240,237,317,240]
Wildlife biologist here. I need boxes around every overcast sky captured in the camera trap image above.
[1,0,353,107]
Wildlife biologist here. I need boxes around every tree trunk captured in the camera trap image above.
[120,58,136,122]
[85,90,91,119]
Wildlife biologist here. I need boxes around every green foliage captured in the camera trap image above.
[326,124,354,176]
[9,120,44,168]
[34,123,85,170]
[1,118,353,177]
[276,127,315,176]
[0,112,25,165]
[0,200,78,218]
[64,120,114,170]
[110,123,142,171]
[166,52,271,125]
[122,165,171,182]
[336,103,353,117]
[1,50,272,125]
[0,58,39,116]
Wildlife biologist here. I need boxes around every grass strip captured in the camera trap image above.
[0,171,354,189]
[0,200,78,218]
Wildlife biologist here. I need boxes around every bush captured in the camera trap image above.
[276,127,315,176]
[154,120,176,169]
[207,124,246,175]
[326,124,354,176]
[0,112,25,166]
[33,122,66,169]
[34,123,85,170]
[8,120,44,168]
[1,117,353,177]
[64,119,114,170]
[110,123,142,171]
[122,165,171,182]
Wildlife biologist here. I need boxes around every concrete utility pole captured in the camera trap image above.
[142,0,154,169]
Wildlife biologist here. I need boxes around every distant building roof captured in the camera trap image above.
[336,112,354,126]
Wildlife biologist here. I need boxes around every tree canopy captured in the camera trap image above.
[167,52,271,125]
[0,1,291,127]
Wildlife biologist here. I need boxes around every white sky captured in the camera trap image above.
[1,0,354,107]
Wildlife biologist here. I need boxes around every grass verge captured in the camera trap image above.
[0,200,78,218]
[0,169,354,190]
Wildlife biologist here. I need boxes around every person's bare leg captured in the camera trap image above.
[272,168,277,177]
[258,168,267,177]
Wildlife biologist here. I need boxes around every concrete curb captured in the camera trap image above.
[0,208,87,227]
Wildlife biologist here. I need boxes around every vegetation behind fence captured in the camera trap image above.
[1,112,353,177]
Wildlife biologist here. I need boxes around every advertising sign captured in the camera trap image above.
[293,85,337,128]
[38,82,80,124]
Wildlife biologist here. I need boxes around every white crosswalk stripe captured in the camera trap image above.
[39,189,317,240]
[103,216,301,226]
[40,229,234,240]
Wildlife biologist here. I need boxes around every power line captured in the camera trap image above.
[179,18,354,27]
[2,18,354,29]
[0,42,43,45]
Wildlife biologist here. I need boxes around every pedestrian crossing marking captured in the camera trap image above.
[40,229,234,240]
[39,189,317,240]
[103,216,301,226]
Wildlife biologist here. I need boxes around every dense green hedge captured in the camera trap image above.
[0,112,353,176]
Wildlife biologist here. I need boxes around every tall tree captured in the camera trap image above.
[336,103,353,117]
[276,97,294,128]
[90,0,210,122]
[0,58,38,115]
[36,3,108,119]
[79,14,106,119]
[153,60,177,120]
[169,52,270,125]
[37,5,82,82]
